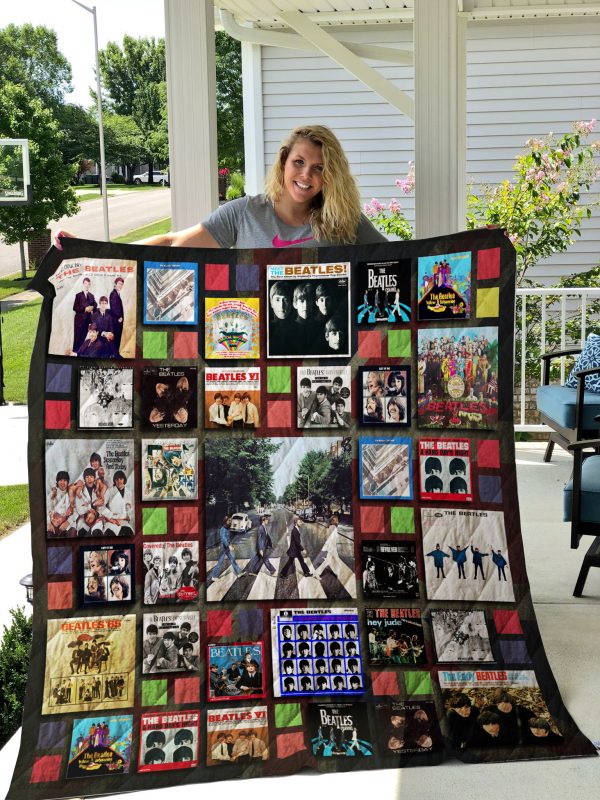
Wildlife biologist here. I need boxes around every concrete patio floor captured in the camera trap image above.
[0,421,598,799]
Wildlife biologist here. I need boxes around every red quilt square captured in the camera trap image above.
[207,610,233,637]
[173,506,199,535]
[478,439,501,469]
[276,731,306,759]
[360,505,385,533]
[174,676,200,704]
[493,610,524,635]
[173,331,198,359]
[267,400,292,428]
[371,671,400,696]
[30,755,62,783]
[205,263,230,291]
[358,330,382,359]
[47,582,72,610]
[45,400,71,430]
[477,247,501,280]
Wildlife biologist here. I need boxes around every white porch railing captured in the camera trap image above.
[514,288,600,432]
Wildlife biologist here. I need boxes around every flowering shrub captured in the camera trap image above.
[218,167,230,177]
[363,161,414,240]
[466,121,600,285]
[365,124,599,286]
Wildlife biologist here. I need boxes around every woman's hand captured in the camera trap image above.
[53,229,76,250]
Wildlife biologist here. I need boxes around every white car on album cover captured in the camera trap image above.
[230,512,253,533]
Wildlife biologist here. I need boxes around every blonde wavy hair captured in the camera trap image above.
[264,125,362,244]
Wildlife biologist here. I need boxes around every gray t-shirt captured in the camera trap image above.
[202,194,387,249]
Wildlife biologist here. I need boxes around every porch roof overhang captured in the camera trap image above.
[215,0,600,29]
[164,0,600,238]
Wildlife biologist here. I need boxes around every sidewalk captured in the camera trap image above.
[1,289,40,310]
[0,404,32,630]
[0,404,28,486]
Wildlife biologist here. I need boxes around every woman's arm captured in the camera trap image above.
[54,222,221,249]
[137,222,221,248]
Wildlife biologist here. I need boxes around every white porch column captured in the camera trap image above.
[164,0,218,229]
[414,1,466,238]
[241,40,265,197]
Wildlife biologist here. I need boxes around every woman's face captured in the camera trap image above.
[282,139,324,208]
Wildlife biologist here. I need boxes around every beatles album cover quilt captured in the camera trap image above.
[7,229,596,800]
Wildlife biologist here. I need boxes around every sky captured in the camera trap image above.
[0,0,165,106]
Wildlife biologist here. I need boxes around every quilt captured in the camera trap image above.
[6,229,596,799]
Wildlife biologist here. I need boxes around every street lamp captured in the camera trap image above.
[71,1,110,241]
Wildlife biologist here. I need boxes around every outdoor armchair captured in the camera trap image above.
[536,349,600,462]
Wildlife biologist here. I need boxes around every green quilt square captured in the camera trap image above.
[387,329,411,358]
[143,331,168,359]
[268,366,291,394]
[142,679,168,706]
[405,671,434,696]
[274,703,302,729]
[390,507,415,534]
[142,507,168,535]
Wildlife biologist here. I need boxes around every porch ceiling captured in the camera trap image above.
[215,0,600,29]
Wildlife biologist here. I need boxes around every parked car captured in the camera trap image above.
[133,171,169,186]
[303,507,316,522]
[230,512,253,533]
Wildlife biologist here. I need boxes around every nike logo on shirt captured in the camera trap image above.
[272,234,314,248]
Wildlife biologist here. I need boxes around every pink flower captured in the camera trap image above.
[574,119,597,135]
[388,198,401,213]
[508,233,519,244]
[218,167,230,176]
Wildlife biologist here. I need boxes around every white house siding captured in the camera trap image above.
[255,17,600,284]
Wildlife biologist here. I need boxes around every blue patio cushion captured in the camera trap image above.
[565,333,600,392]
[564,455,600,523]
[536,385,600,431]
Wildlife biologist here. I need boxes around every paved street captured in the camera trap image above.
[0,188,172,277]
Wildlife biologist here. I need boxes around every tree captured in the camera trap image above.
[103,114,146,183]
[215,31,244,172]
[292,449,330,508]
[321,451,353,510]
[54,104,99,181]
[145,83,169,166]
[0,607,33,748]
[0,24,72,109]
[204,439,280,522]
[0,82,78,274]
[98,36,167,178]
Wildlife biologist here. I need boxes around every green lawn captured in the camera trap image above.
[2,299,41,404]
[0,484,29,539]
[75,183,170,202]
[113,217,172,244]
[0,271,36,301]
